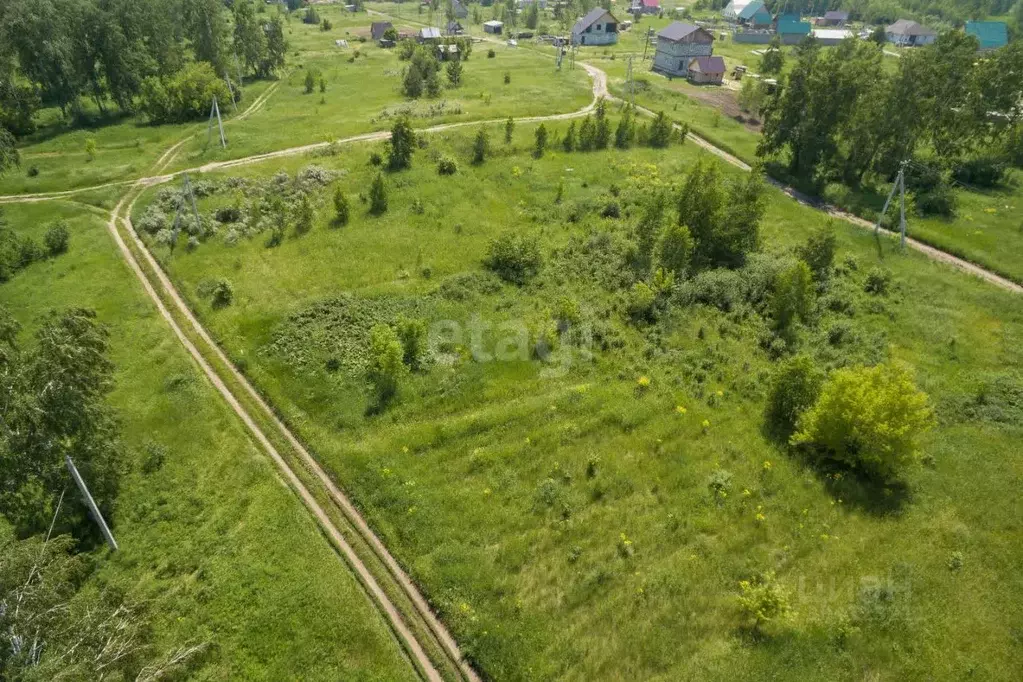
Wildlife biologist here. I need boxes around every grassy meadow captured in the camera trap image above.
[0,4,592,196]
[0,200,418,681]
[130,119,1023,680]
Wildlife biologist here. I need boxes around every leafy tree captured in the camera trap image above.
[304,69,316,94]
[396,317,428,370]
[534,123,548,158]
[182,0,230,74]
[138,62,231,123]
[0,128,18,176]
[593,98,611,150]
[868,25,886,45]
[446,57,463,86]
[260,14,288,77]
[648,111,672,148]
[403,63,424,98]
[211,278,234,308]
[678,160,765,270]
[526,1,540,28]
[677,160,723,264]
[634,192,667,274]
[44,220,70,256]
[367,323,408,409]
[484,233,542,285]
[796,223,836,280]
[792,363,934,479]
[771,259,814,338]
[234,0,269,77]
[737,78,766,118]
[0,307,123,541]
[505,116,515,143]
[472,126,490,165]
[387,116,415,170]
[369,173,388,214]
[760,36,784,75]
[614,105,634,149]
[562,121,576,151]
[656,222,694,277]
[764,355,824,441]
[294,194,313,235]
[333,185,350,226]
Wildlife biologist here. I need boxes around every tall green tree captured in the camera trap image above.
[234,0,268,77]
[388,116,416,170]
[0,307,123,542]
[183,0,230,74]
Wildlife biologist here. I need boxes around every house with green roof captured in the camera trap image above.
[736,0,773,28]
[775,13,811,44]
[965,21,1008,51]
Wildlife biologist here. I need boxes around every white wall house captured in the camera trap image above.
[885,19,937,47]
[652,22,714,77]
[571,8,619,46]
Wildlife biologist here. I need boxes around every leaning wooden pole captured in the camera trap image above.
[65,455,119,551]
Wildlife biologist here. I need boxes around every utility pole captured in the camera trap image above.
[171,173,203,251]
[642,27,653,60]
[874,160,908,250]
[625,55,636,108]
[207,95,227,149]
[65,456,118,551]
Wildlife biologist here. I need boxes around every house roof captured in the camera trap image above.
[690,56,725,73]
[812,28,853,40]
[420,27,442,39]
[885,19,935,37]
[965,21,1008,49]
[640,0,660,7]
[823,10,849,20]
[657,22,712,42]
[776,14,811,35]
[723,0,752,13]
[738,0,767,20]
[573,7,617,34]
[483,20,503,27]
[370,21,393,40]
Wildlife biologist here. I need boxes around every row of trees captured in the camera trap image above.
[759,33,1023,192]
[0,0,287,136]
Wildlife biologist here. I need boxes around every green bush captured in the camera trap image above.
[368,323,408,409]
[656,223,694,277]
[626,282,656,322]
[796,224,836,280]
[764,355,823,441]
[333,186,350,226]
[863,267,891,296]
[737,571,790,632]
[396,317,428,370]
[43,220,70,256]
[772,259,814,336]
[483,233,542,285]
[139,62,232,124]
[792,363,934,479]
[437,156,458,175]
[211,278,234,309]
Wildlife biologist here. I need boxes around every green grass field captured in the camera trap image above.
[0,200,418,681]
[130,121,1023,680]
[0,5,591,196]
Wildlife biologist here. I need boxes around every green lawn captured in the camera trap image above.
[131,121,1023,680]
[0,200,418,681]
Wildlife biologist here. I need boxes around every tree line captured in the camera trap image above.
[758,33,1023,213]
[0,0,288,159]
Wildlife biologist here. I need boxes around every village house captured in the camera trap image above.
[447,20,464,35]
[652,22,714,77]
[817,10,849,27]
[965,21,1008,50]
[734,0,773,28]
[451,0,469,19]
[370,21,393,41]
[571,7,619,46]
[418,26,443,43]
[775,14,812,44]
[483,19,504,35]
[631,0,660,16]
[812,28,853,46]
[687,55,726,84]
[885,19,936,47]
[436,43,459,61]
